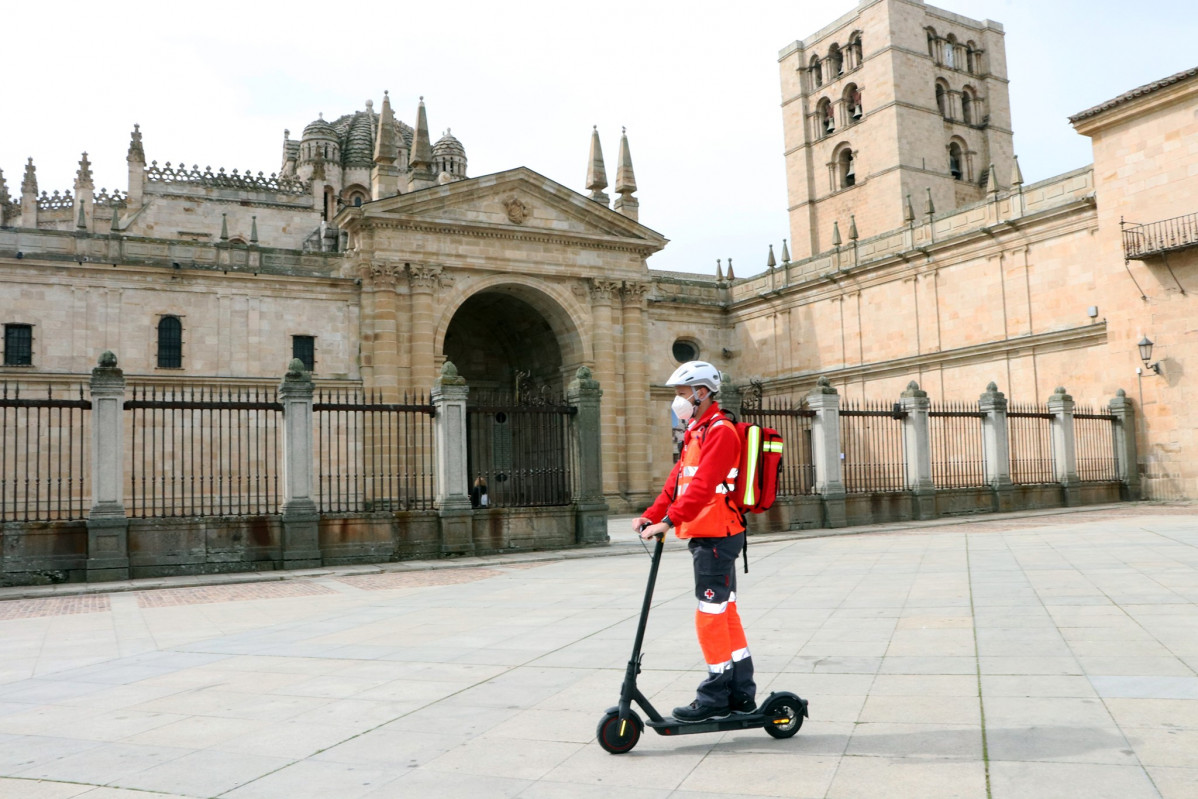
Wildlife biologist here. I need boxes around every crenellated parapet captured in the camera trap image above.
[145,161,311,195]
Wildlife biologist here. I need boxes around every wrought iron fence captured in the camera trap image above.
[928,401,987,488]
[1122,212,1198,260]
[124,386,282,517]
[1006,403,1056,485]
[467,391,574,508]
[739,391,816,496]
[313,390,436,512]
[0,383,91,522]
[839,400,907,493]
[1074,406,1118,482]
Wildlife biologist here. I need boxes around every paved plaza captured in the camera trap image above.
[0,504,1196,798]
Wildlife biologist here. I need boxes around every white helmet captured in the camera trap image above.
[666,361,720,395]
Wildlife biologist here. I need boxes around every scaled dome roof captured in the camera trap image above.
[433,129,465,158]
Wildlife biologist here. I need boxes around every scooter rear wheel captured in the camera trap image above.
[597,709,642,754]
[763,695,804,739]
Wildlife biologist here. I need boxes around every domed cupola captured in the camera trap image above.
[337,101,377,168]
[432,128,467,180]
[300,113,340,165]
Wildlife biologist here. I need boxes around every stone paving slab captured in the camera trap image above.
[0,502,1194,797]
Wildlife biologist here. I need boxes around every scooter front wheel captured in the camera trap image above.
[763,694,804,739]
[597,709,642,754]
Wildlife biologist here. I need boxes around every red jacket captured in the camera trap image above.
[645,402,743,535]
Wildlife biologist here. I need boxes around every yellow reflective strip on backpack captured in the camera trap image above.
[764,441,784,453]
[743,425,761,506]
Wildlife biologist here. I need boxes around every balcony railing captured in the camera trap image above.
[1122,212,1198,260]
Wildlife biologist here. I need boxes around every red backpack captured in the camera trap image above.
[733,421,784,513]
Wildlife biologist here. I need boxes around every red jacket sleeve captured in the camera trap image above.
[667,419,741,525]
[643,457,681,523]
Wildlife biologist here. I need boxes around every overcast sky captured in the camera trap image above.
[5,1,1196,277]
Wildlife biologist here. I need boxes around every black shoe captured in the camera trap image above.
[672,700,730,722]
[730,693,757,713]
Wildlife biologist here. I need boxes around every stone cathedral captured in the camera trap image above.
[2,0,1196,505]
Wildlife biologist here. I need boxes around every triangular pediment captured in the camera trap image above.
[341,167,667,252]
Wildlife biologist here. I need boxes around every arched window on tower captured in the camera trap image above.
[948,141,964,181]
[157,316,182,369]
[944,35,958,69]
[828,44,843,77]
[935,82,948,119]
[810,55,822,88]
[817,98,835,136]
[961,87,974,125]
[844,84,863,123]
[839,147,856,188]
[926,28,938,61]
[849,32,863,69]
[965,41,978,74]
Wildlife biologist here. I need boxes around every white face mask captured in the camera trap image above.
[671,389,700,423]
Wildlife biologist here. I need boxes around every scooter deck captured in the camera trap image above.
[646,710,772,736]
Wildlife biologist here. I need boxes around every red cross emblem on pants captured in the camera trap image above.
[704,588,715,601]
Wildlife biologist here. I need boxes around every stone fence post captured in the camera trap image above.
[568,366,609,545]
[87,351,129,581]
[979,381,1014,512]
[807,377,846,528]
[1108,388,1141,500]
[1047,386,1080,506]
[899,381,936,520]
[278,359,321,568]
[432,360,473,555]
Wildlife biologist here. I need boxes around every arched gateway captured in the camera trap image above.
[336,166,668,509]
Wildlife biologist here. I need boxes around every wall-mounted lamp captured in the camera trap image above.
[1138,336,1162,375]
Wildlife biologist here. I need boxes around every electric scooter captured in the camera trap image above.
[596,532,809,754]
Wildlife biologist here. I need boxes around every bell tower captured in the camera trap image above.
[778,0,1014,260]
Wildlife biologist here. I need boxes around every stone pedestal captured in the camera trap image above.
[87,352,130,581]
[1108,389,1141,501]
[979,382,1014,512]
[279,360,321,569]
[432,361,474,555]
[1048,386,1081,507]
[900,381,936,520]
[568,366,609,545]
[807,378,847,528]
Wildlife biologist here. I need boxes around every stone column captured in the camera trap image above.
[588,279,621,497]
[899,381,936,520]
[279,359,321,569]
[568,366,609,544]
[366,260,402,400]
[979,381,1014,512]
[1047,386,1080,506]
[87,351,130,581]
[432,360,473,555]
[1108,389,1141,501]
[621,282,651,501]
[807,377,847,528]
[409,264,442,395]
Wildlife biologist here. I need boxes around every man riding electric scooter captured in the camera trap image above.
[634,361,756,721]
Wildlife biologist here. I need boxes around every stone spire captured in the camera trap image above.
[127,125,146,211]
[1011,155,1023,187]
[75,152,94,191]
[848,214,858,241]
[586,126,609,206]
[832,220,842,247]
[21,157,37,195]
[0,168,9,210]
[372,90,402,199]
[716,259,724,281]
[904,193,915,224]
[407,96,436,191]
[20,158,38,228]
[780,239,790,264]
[987,163,999,197]
[613,127,638,221]
[924,188,935,217]
[726,258,736,280]
[127,124,145,164]
[767,244,776,270]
